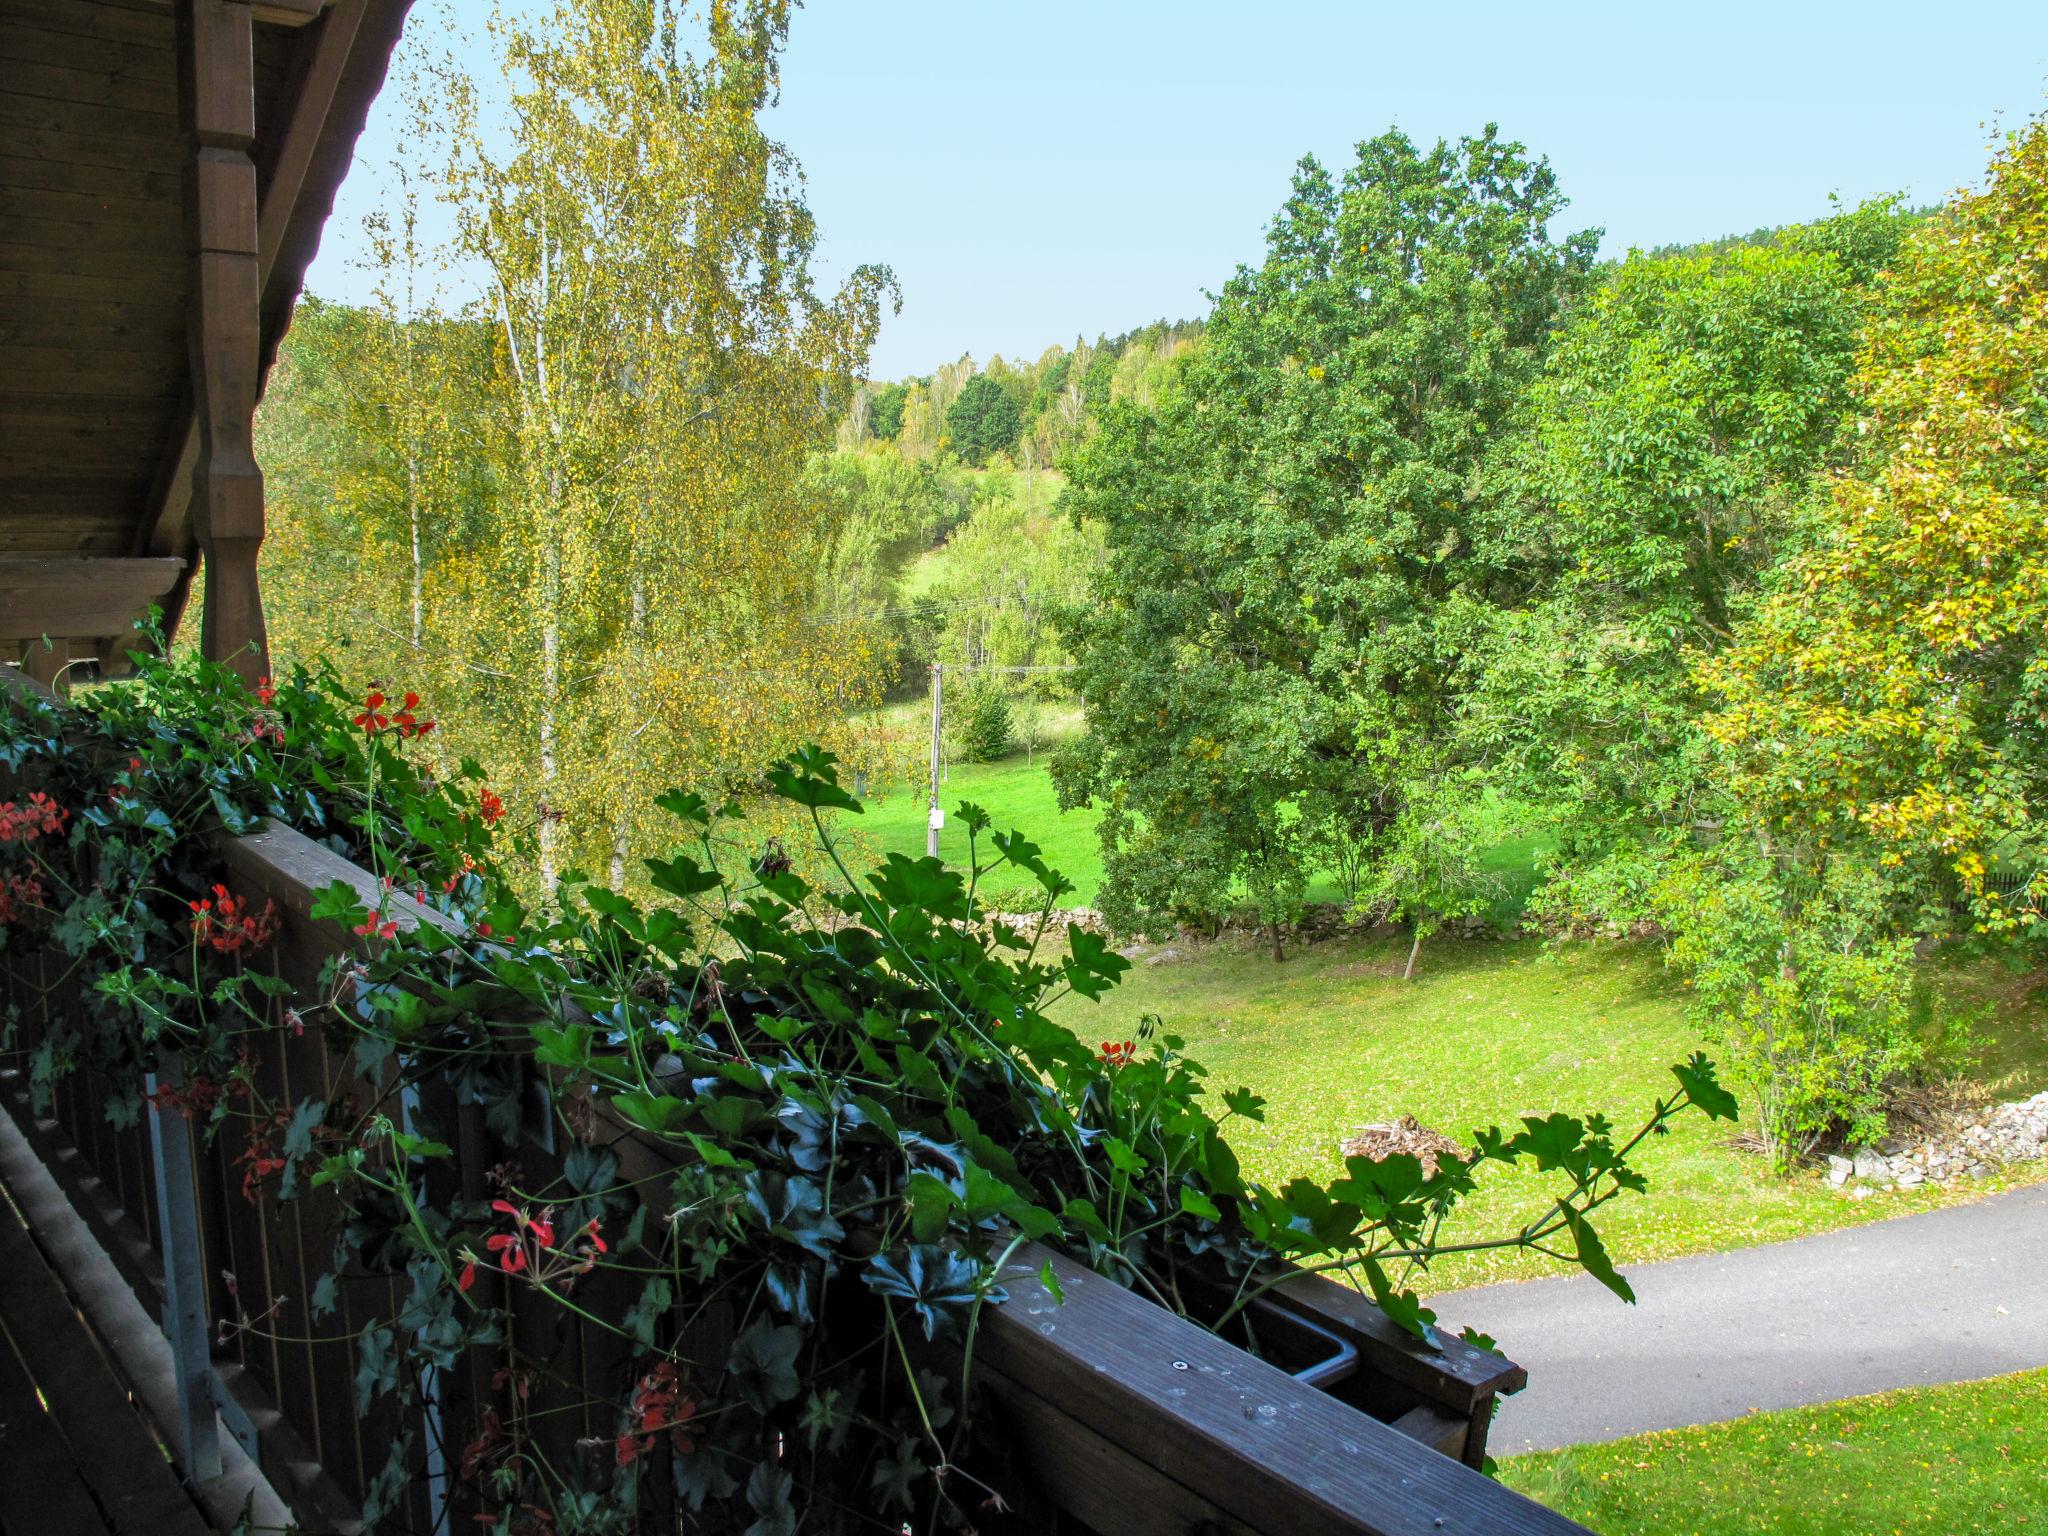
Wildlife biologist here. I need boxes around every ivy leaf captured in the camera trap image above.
[862,1246,996,1340]
[624,1276,672,1349]
[1673,1053,1740,1123]
[309,879,365,924]
[353,1323,399,1414]
[674,1443,739,1510]
[531,1022,595,1071]
[765,751,862,814]
[741,1171,843,1261]
[361,1431,413,1531]
[1358,1258,1440,1348]
[1102,1136,1146,1175]
[728,1317,803,1412]
[1062,928,1131,999]
[652,789,711,826]
[613,1090,691,1134]
[1038,1259,1065,1306]
[1178,1185,1222,1222]
[903,1171,957,1245]
[744,1459,798,1536]
[277,1096,328,1201]
[869,1437,927,1514]
[799,1378,861,1455]
[1222,1086,1267,1122]
[645,853,723,899]
[1563,1207,1635,1303]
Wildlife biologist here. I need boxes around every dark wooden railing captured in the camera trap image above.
[0,664,1587,1536]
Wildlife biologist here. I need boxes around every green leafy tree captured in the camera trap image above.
[868,380,908,440]
[1466,217,1903,924]
[1360,778,1505,980]
[944,374,1023,465]
[1057,126,1595,944]
[1701,115,2048,940]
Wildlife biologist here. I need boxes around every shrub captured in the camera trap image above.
[950,676,1012,762]
[1660,842,1923,1169]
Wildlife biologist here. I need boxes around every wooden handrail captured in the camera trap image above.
[976,1243,1584,1536]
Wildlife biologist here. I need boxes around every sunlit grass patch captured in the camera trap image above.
[1502,1369,2048,1534]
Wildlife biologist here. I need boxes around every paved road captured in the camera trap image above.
[1428,1182,2048,1452]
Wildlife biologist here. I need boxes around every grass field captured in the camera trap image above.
[1044,929,2048,1289]
[842,754,1105,905]
[1501,1369,2048,1533]
[842,740,1547,919]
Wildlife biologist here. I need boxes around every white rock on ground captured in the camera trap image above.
[1840,1088,2048,1189]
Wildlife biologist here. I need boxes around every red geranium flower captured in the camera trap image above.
[0,792,68,844]
[616,1360,696,1466]
[189,884,281,955]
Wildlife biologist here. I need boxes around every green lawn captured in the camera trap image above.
[1502,1370,2048,1533]
[1045,929,2048,1288]
[839,754,1105,905]
[844,743,1547,921]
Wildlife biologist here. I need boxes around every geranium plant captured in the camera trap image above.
[0,643,1736,1534]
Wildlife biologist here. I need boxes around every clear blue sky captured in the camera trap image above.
[308,1,2048,379]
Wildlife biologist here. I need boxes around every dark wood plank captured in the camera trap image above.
[254,0,327,24]
[0,120,184,175]
[0,21,175,84]
[1388,1402,1469,1459]
[0,238,187,280]
[0,151,183,203]
[0,212,189,258]
[1275,1270,1528,1410]
[0,55,179,117]
[978,1244,1590,1536]
[0,93,175,152]
[0,556,184,641]
[0,349,188,397]
[0,183,187,230]
[0,269,184,308]
[0,1325,111,1536]
[0,0,176,49]
[0,505,140,552]
[0,1195,212,1536]
[981,1364,1258,1536]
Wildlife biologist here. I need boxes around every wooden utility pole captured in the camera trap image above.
[927,662,944,858]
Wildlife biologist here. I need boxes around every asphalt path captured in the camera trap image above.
[1427,1182,2048,1452]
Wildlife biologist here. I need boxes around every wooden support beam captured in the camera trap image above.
[137,1,374,609]
[177,0,268,687]
[253,0,329,22]
[0,556,186,644]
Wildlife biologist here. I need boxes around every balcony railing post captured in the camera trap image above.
[145,1053,224,1483]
